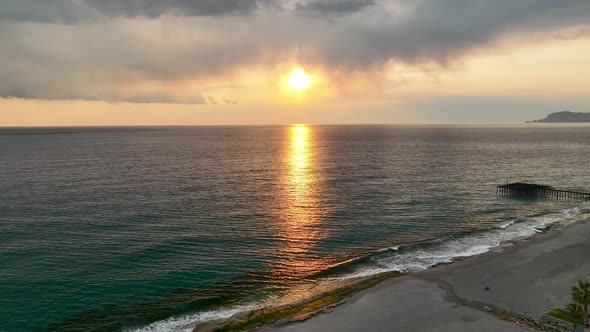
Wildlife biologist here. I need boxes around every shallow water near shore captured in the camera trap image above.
[1,125,590,331]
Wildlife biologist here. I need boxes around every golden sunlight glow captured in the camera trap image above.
[288,68,311,92]
[278,66,327,102]
[290,125,310,172]
[267,124,331,285]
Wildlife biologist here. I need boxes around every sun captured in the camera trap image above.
[288,67,311,92]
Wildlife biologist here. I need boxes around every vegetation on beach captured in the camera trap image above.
[571,280,590,325]
[548,279,590,326]
[547,307,583,325]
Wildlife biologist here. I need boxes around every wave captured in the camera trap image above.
[498,217,521,229]
[498,219,516,229]
[129,205,588,332]
[338,206,586,279]
[126,303,263,332]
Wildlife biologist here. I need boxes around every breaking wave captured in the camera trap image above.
[130,205,588,332]
[339,206,586,279]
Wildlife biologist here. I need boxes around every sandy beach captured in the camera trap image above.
[261,218,590,332]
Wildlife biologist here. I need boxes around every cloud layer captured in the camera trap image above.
[0,0,272,23]
[1,0,590,103]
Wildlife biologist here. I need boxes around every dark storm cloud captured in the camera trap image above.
[0,0,89,23]
[295,0,374,14]
[0,0,267,23]
[304,0,590,67]
[88,0,264,18]
[1,0,590,102]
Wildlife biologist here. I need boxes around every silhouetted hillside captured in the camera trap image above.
[527,111,590,123]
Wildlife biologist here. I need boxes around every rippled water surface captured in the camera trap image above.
[1,125,589,331]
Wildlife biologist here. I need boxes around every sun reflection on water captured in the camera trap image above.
[288,125,313,205]
[271,124,330,287]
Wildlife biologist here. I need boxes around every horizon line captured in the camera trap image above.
[3,122,590,128]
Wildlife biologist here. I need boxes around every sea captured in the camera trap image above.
[1,125,589,331]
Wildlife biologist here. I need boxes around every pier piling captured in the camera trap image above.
[497,183,590,201]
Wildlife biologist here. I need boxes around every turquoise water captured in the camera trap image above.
[1,125,589,331]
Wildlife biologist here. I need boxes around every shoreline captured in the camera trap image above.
[192,216,590,332]
[417,216,590,316]
[191,272,401,332]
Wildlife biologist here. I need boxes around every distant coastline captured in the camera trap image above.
[527,111,590,123]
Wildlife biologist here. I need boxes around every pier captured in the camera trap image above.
[497,182,590,201]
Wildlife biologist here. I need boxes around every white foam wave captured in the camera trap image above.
[374,245,401,253]
[498,219,517,229]
[342,206,587,279]
[129,206,588,331]
[127,304,262,332]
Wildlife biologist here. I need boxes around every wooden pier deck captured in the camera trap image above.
[497,182,590,201]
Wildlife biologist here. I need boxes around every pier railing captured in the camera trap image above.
[497,182,590,201]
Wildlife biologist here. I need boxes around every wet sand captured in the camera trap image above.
[268,277,533,332]
[421,218,590,317]
[266,219,590,332]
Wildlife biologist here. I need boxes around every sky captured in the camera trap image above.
[1,0,590,126]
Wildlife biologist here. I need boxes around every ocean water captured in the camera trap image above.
[1,125,589,331]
